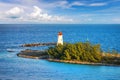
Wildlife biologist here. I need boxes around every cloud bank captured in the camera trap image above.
[0,6,73,23]
[0,0,120,24]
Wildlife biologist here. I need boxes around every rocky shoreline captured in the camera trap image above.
[17,49,48,59]
[21,42,56,47]
[17,49,120,66]
[47,59,120,66]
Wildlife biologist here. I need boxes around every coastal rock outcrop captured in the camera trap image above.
[21,42,56,47]
[17,49,48,59]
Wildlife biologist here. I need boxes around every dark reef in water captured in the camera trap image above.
[21,42,56,47]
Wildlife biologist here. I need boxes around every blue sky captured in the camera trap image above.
[0,0,120,24]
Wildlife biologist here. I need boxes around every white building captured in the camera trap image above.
[57,32,63,45]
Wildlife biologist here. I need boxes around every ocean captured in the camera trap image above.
[0,24,120,80]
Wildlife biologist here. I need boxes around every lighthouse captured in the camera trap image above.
[57,32,63,45]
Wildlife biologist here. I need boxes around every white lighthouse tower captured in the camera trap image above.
[57,32,63,45]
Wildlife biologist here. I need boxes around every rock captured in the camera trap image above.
[21,42,56,47]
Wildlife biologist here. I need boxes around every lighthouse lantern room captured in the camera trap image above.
[57,32,63,45]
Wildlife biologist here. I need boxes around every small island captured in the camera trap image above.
[17,32,120,66]
[17,42,120,66]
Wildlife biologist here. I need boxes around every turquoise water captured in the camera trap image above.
[0,24,120,80]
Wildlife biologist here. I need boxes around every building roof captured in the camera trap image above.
[58,32,62,35]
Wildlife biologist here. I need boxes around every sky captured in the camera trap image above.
[0,0,120,24]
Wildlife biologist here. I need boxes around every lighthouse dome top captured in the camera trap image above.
[58,32,62,35]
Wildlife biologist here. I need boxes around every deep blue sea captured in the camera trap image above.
[0,24,120,80]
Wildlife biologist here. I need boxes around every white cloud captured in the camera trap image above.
[50,1,70,9]
[29,6,52,21]
[89,3,107,6]
[30,6,42,18]
[70,2,85,6]
[6,7,24,18]
[48,1,84,9]
[49,1,108,9]
[6,7,24,15]
[29,6,73,22]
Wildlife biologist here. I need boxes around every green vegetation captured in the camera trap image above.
[47,42,102,63]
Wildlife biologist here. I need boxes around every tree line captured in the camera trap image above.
[47,42,102,63]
